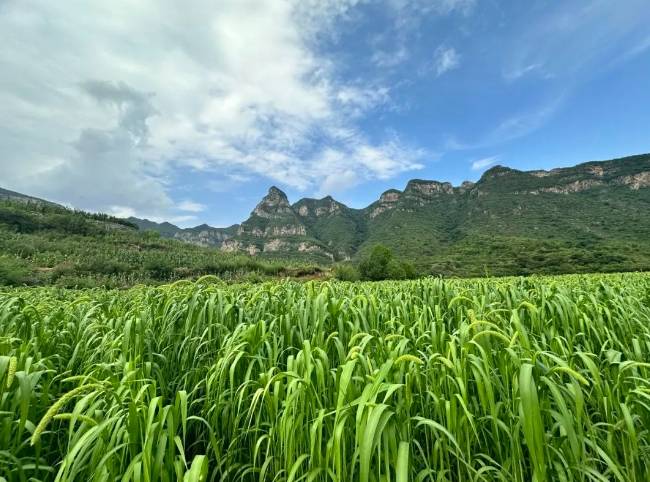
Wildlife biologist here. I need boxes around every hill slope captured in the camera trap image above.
[4,153,649,279]
[136,153,650,276]
[0,200,319,287]
[0,187,61,207]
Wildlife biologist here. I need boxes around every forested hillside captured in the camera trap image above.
[133,154,650,276]
[0,200,320,287]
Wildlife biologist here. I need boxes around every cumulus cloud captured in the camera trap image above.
[0,0,425,219]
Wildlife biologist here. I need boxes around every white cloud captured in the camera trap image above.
[177,200,206,213]
[318,170,359,196]
[0,0,423,220]
[471,156,499,171]
[619,35,650,63]
[372,46,410,68]
[297,136,426,196]
[430,47,461,77]
[486,95,565,145]
[443,94,567,151]
[503,1,650,82]
[502,63,543,82]
[108,204,197,226]
[370,0,472,71]
[354,142,424,179]
[387,0,476,18]
[207,173,253,193]
[335,85,391,115]
[108,206,137,219]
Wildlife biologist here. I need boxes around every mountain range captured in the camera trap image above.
[128,153,650,276]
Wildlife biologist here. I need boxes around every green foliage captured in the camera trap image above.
[242,154,650,275]
[3,153,650,284]
[0,256,33,285]
[361,180,650,277]
[359,244,393,280]
[332,262,360,281]
[0,201,319,287]
[358,244,417,280]
[144,256,175,280]
[1,273,650,480]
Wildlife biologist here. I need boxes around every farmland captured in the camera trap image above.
[1,273,650,481]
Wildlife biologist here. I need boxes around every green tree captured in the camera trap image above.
[358,245,417,281]
[333,262,360,281]
[359,245,393,280]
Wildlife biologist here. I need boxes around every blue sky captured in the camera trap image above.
[1,0,649,227]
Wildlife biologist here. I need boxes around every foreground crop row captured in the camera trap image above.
[1,273,650,481]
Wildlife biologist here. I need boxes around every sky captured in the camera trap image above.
[1,0,650,227]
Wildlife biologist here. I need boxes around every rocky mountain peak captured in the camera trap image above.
[267,185,288,198]
[293,195,345,217]
[458,181,475,193]
[480,165,519,180]
[252,186,292,218]
[379,189,401,203]
[405,179,453,195]
[369,189,401,218]
[315,196,343,216]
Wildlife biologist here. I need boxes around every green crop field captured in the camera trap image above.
[1,273,650,481]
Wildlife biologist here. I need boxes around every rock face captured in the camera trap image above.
[615,172,650,190]
[222,239,260,256]
[130,153,650,263]
[459,181,475,192]
[405,180,454,196]
[174,225,233,246]
[252,186,293,218]
[528,179,606,194]
[368,190,402,218]
[294,196,343,218]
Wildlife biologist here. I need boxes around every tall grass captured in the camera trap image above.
[1,273,649,480]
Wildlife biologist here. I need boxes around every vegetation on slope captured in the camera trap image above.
[1,273,650,480]
[3,154,650,281]
[362,184,650,276]
[334,244,417,281]
[135,154,650,277]
[0,201,321,287]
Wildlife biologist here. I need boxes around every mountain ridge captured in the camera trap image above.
[127,153,650,272]
[2,152,650,276]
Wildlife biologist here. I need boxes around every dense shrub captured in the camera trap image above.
[144,257,176,280]
[0,256,34,285]
[50,261,76,280]
[83,258,131,275]
[0,207,40,233]
[358,244,417,281]
[333,263,360,281]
